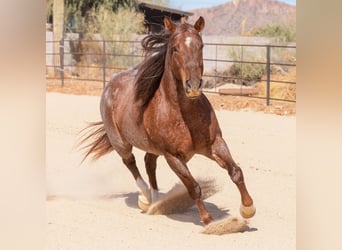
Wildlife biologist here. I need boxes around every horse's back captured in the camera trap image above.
[102,68,137,107]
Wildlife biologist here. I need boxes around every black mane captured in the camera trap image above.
[134,31,170,109]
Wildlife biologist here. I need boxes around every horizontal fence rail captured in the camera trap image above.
[46,38,296,104]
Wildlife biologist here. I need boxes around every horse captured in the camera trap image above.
[79,16,255,225]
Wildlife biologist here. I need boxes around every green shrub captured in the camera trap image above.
[64,0,145,68]
[227,47,266,85]
[229,63,265,84]
[251,22,296,43]
[86,2,145,68]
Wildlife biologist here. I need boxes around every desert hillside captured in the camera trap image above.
[188,0,296,35]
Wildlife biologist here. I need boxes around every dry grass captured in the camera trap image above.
[206,94,295,115]
[255,82,296,100]
[254,67,296,101]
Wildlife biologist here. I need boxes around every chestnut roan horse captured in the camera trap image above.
[80,16,255,225]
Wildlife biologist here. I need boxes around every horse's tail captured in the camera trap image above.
[78,121,114,163]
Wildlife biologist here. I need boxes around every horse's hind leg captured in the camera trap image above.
[164,152,213,225]
[102,119,151,210]
[210,136,256,218]
[117,148,151,210]
[144,153,160,203]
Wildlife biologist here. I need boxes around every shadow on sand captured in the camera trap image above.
[107,191,257,233]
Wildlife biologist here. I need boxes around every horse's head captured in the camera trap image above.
[164,16,205,99]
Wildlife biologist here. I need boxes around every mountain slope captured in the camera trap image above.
[188,0,296,36]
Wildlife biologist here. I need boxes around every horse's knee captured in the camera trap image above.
[187,182,202,201]
[230,165,244,184]
[122,154,141,180]
[212,153,243,182]
[122,154,136,166]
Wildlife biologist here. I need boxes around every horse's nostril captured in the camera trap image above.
[199,79,203,88]
[186,80,191,89]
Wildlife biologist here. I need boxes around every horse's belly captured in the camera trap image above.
[120,121,163,155]
[129,134,157,153]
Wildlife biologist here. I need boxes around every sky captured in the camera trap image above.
[168,0,296,11]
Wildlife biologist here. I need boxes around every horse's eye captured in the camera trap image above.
[172,46,178,53]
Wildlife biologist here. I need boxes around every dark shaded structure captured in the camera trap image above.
[138,2,193,33]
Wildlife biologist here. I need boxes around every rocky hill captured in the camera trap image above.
[188,0,296,36]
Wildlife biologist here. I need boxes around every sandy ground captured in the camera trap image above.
[46,92,296,250]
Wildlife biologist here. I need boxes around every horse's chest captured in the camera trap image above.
[144,115,191,151]
[149,117,190,141]
[147,114,212,156]
[144,98,214,154]
[186,117,213,146]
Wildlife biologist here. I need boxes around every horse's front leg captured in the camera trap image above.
[210,136,256,219]
[164,152,213,225]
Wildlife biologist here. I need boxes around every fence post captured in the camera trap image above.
[131,41,134,66]
[59,39,64,87]
[102,40,106,89]
[240,45,244,92]
[266,45,271,106]
[214,44,218,91]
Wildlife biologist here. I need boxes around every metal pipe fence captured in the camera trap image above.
[46,38,296,104]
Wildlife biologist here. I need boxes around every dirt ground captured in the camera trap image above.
[46,92,295,249]
[46,78,296,116]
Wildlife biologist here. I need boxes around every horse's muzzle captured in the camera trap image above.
[185,79,202,98]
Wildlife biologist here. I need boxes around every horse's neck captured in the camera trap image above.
[160,70,185,105]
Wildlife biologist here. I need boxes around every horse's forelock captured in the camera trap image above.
[169,24,203,47]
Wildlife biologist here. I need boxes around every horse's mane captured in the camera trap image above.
[134,30,171,109]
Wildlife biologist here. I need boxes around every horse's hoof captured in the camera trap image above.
[138,194,150,212]
[240,204,256,218]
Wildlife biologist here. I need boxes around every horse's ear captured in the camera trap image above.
[194,16,205,32]
[164,16,176,33]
